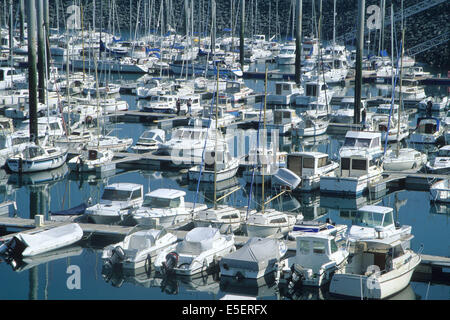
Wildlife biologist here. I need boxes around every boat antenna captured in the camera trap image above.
[261,63,268,214]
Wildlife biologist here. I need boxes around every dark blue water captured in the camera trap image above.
[0,62,448,300]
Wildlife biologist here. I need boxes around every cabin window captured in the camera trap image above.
[131,189,142,200]
[330,240,338,254]
[352,159,367,170]
[370,138,380,148]
[276,84,282,95]
[306,84,317,97]
[341,158,350,170]
[222,214,239,219]
[303,157,314,169]
[383,211,394,227]
[270,218,287,224]
[102,189,132,202]
[283,111,291,119]
[143,196,180,208]
[317,157,328,168]
[343,137,356,147]
[283,84,290,91]
[354,210,384,228]
[0,72,3,81]
[299,240,310,254]
[312,241,326,254]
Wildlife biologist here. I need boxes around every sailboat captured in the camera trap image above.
[244,66,299,238]
[381,8,427,172]
[192,66,243,234]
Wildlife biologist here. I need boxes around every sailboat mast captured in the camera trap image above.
[261,64,268,214]
[213,64,219,209]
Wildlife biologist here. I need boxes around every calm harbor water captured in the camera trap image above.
[0,61,448,300]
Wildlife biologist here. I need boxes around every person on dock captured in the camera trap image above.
[187,98,192,116]
[176,99,181,116]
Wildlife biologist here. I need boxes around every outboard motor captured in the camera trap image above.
[162,252,179,273]
[110,246,126,265]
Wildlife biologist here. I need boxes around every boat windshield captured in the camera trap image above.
[438,149,450,157]
[343,137,371,148]
[143,196,180,208]
[101,189,132,201]
[353,210,386,228]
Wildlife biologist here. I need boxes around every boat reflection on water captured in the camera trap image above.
[320,193,381,212]
[68,166,116,186]
[219,271,280,299]
[430,202,450,215]
[101,264,162,289]
[280,283,417,300]
[3,245,83,272]
[7,164,69,187]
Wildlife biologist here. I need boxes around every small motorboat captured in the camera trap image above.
[153,227,235,276]
[245,209,299,238]
[430,179,450,203]
[425,145,450,174]
[286,233,349,287]
[0,223,83,264]
[102,229,178,272]
[329,234,421,299]
[67,148,115,173]
[193,205,243,234]
[288,218,348,242]
[219,237,287,280]
[131,129,165,154]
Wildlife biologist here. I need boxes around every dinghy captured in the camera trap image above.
[0,223,83,260]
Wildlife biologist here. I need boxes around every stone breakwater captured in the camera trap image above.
[37,0,449,69]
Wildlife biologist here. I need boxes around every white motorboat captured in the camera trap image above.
[131,129,165,154]
[224,80,254,103]
[0,223,83,260]
[329,233,420,299]
[154,227,235,276]
[287,233,349,287]
[425,145,450,174]
[245,209,298,238]
[220,238,287,279]
[188,104,237,129]
[158,127,224,160]
[382,148,427,171]
[320,148,384,196]
[295,81,334,109]
[193,205,243,234]
[84,183,144,224]
[267,81,303,106]
[346,205,412,245]
[102,229,178,271]
[275,44,296,65]
[132,189,207,228]
[418,96,449,112]
[6,143,68,173]
[330,98,368,124]
[87,135,133,152]
[266,109,303,136]
[430,179,450,203]
[277,152,338,192]
[188,148,240,183]
[409,117,445,144]
[0,67,26,90]
[292,118,329,137]
[67,148,115,173]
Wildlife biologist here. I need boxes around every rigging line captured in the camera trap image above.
[382,39,402,156]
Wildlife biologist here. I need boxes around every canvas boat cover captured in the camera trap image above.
[220,238,281,272]
[178,227,220,255]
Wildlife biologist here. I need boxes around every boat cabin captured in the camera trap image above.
[100,183,143,205]
[273,109,299,125]
[274,82,299,96]
[295,234,341,270]
[415,117,441,135]
[287,152,335,177]
[340,131,382,158]
[142,189,186,209]
[305,81,329,98]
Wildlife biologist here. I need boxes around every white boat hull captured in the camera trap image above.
[320,172,383,196]
[7,152,67,173]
